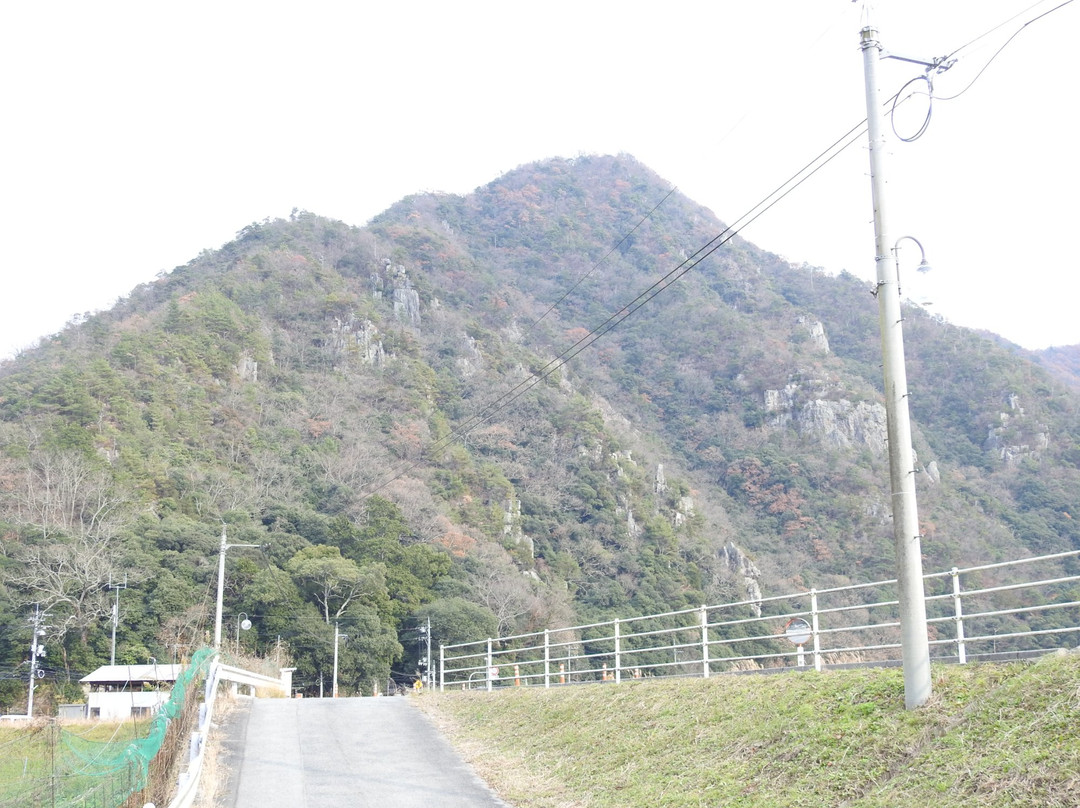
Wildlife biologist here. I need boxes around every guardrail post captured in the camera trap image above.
[614,619,622,684]
[810,589,822,672]
[951,567,967,664]
[486,639,493,693]
[700,605,710,679]
[544,629,551,689]
[439,645,445,692]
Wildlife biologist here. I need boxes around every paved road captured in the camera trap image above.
[219,696,511,808]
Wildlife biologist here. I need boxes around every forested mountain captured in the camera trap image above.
[2,154,1078,702]
[1035,343,1080,390]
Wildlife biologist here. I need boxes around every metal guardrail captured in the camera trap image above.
[166,655,221,808]
[440,550,1080,691]
[166,659,293,808]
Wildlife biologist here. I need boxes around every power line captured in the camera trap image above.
[360,118,870,500]
[358,4,1074,502]
[525,184,679,334]
[945,0,1063,59]
[937,0,1075,101]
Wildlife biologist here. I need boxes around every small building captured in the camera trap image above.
[79,664,182,720]
[58,703,90,720]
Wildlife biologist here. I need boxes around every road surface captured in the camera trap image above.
[218,696,511,808]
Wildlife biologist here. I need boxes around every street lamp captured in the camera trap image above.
[235,612,252,653]
[214,525,261,650]
[892,235,932,300]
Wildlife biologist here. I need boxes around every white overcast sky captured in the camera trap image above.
[1,0,1076,359]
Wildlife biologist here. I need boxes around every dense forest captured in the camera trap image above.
[2,154,1078,704]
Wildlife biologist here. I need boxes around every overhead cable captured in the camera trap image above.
[937,0,1075,102]
[361,117,870,499]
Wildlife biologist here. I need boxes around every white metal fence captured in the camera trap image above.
[440,549,1080,691]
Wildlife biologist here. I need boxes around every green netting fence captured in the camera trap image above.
[0,647,215,808]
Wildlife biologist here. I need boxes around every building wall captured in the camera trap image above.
[87,691,170,721]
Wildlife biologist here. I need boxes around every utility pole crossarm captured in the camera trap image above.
[880,50,955,72]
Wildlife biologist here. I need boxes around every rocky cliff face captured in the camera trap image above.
[370,259,422,325]
[984,393,1050,465]
[798,399,887,453]
[798,316,830,353]
[718,542,763,616]
[330,315,386,366]
[393,285,421,325]
[765,384,887,454]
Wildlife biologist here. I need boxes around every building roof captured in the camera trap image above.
[80,664,183,684]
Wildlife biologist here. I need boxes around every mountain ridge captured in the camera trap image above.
[1,153,1077,703]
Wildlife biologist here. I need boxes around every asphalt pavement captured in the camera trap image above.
[217,696,512,808]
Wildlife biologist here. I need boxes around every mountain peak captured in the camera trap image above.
[1,157,1077,694]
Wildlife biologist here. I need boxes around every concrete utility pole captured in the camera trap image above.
[333,623,347,698]
[860,24,939,709]
[426,617,432,689]
[27,604,47,718]
[417,618,433,689]
[214,525,261,649]
[107,575,127,666]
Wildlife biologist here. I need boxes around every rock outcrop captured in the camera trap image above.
[797,399,887,453]
[330,315,386,366]
[718,541,764,617]
[984,393,1050,465]
[765,384,887,453]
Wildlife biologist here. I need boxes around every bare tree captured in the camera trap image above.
[315,440,383,495]
[248,448,302,506]
[1,448,130,543]
[0,439,135,670]
[177,464,255,515]
[381,476,444,543]
[6,537,118,673]
[467,543,538,636]
[158,603,211,661]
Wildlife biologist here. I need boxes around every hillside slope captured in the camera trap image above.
[1036,344,1080,391]
[1,154,1078,703]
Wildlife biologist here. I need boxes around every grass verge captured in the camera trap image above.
[416,650,1080,808]
[0,719,144,805]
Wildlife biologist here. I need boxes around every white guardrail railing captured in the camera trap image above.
[165,656,222,808]
[440,549,1080,691]
[165,660,290,808]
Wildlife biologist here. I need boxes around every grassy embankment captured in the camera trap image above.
[418,650,1080,808]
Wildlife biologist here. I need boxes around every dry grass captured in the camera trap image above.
[0,720,144,806]
[417,650,1080,808]
[419,699,589,808]
[193,692,238,808]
